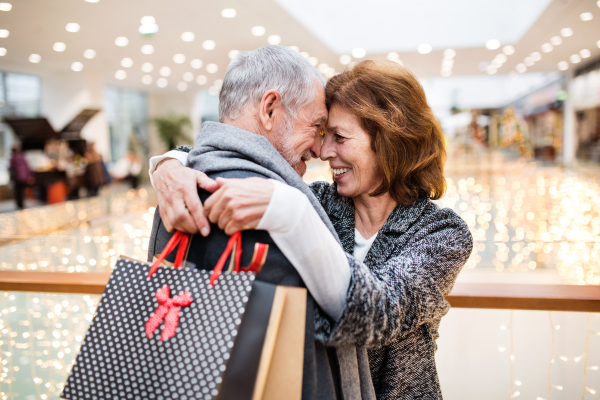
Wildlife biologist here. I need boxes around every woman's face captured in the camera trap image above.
[321,103,381,198]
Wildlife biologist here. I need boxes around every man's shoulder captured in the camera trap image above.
[207,170,269,180]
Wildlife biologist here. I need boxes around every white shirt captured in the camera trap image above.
[353,229,378,263]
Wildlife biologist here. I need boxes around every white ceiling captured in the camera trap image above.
[0,0,598,93]
[274,0,553,53]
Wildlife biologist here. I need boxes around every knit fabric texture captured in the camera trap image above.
[309,182,473,400]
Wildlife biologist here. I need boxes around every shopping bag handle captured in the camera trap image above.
[210,232,269,286]
[148,231,190,278]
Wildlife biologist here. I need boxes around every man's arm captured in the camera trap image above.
[150,150,218,235]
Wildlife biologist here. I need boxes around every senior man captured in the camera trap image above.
[149,46,374,400]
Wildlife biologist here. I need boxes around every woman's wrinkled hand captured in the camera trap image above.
[153,159,218,235]
[204,178,274,235]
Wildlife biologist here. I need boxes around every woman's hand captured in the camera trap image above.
[204,178,274,235]
[153,159,218,235]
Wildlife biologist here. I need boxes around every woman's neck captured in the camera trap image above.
[352,192,397,239]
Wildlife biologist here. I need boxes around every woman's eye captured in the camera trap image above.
[334,134,345,142]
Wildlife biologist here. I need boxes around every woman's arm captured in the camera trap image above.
[315,211,473,348]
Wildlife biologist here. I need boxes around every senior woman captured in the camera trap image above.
[152,61,472,399]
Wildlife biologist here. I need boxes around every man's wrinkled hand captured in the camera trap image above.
[153,159,218,235]
[204,178,274,235]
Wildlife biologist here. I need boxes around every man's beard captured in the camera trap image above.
[275,114,312,176]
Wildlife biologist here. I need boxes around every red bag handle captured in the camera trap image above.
[148,231,190,278]
[210,232,269,286]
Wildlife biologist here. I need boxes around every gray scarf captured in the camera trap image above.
[187,122,375,400]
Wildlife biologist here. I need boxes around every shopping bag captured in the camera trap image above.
[61,231,306,400]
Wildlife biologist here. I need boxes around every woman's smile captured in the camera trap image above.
[332,167,351,179]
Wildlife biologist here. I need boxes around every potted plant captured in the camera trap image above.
[152,115,193,150]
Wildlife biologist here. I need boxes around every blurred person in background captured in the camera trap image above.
[9,145,33,209]
[151,52,473,399]
[84,142,107,196]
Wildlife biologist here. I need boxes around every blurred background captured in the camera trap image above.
[1,0,600,399]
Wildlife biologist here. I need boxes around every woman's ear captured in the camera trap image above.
[258,90,282,132]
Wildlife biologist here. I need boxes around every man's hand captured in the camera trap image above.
[153,159,218,235]
[204,178,274,235]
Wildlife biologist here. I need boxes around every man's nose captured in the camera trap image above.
[310,130,322,159]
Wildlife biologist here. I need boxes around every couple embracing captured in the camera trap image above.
[148,45,472,400]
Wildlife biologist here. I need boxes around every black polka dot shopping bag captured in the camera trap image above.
[61,231,307,400]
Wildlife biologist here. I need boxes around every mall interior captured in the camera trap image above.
[1,0,600,399]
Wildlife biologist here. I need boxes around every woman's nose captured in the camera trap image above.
[320,135,335,161]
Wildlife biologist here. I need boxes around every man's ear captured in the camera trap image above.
[258,90,282,132]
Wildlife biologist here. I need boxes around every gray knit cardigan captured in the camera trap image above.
[310,182,473,400]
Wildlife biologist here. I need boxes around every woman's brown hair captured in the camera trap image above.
[325,60,446,206]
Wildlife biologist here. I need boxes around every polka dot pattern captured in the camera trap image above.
[61,258,254,400]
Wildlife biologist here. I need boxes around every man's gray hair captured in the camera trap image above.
[218,45,325,122]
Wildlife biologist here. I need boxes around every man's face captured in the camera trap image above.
[273,85,328,176]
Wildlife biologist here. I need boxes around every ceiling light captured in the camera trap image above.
[560,28,573,37]
[173,54,185,64]
[53,42,66,52]
[486,65,497,74]
[183,72,194,82]
[443,49,456,58]
[597,40,600,48]
[85,0,99,3]
[570,54,581,63]
[441,69,451,77]
[191,59,203,69]
[181,32,195,42]
[531,52,542,61]
[318,63,329,73]
[525,57,535,66]
[157,78,168,88]
[121,58,133,68]
[417,44,432,54]
[550,36,563,46]
[29,54,41,63]
[83,49,96,59]
[142,75,153,85]
[115,37,128,47]
[340,55,352,65]
[516,63,527,73]
[71,62,83,72]
[442,59,454,67]
[196,75,207,85]
[202,40,215,50]
[541,43,553,53]
[0,29,8,38]
[558,61,569,71]
[141,44,154,55]
[221,8,236,18]
[140,16,155,25]
[491,59,502,68]
[0,3,11,11]
[228,50,239,59]
[267,35,281,45]
[300,51,309,59]
[386,52,400,61]
[177,82,188,92]
[251,26,266,36]
[206,63,218,73]
[289,46,299,52]
[352,48,366,58]
[115,70,126,80]
[0,48,6,56]
[65,23,80,33]
[581,49,591,58]
[502,45,515,55]
[209,86,219,96]
[159,66,171,77]
[141,62,153,72]
[308,57,318,66]
[580,12,593,21]
[486,39,501,50]
[214,79,223,88]
[495,54,507,63]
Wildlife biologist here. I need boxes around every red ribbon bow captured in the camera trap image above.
[145,285,193,341]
